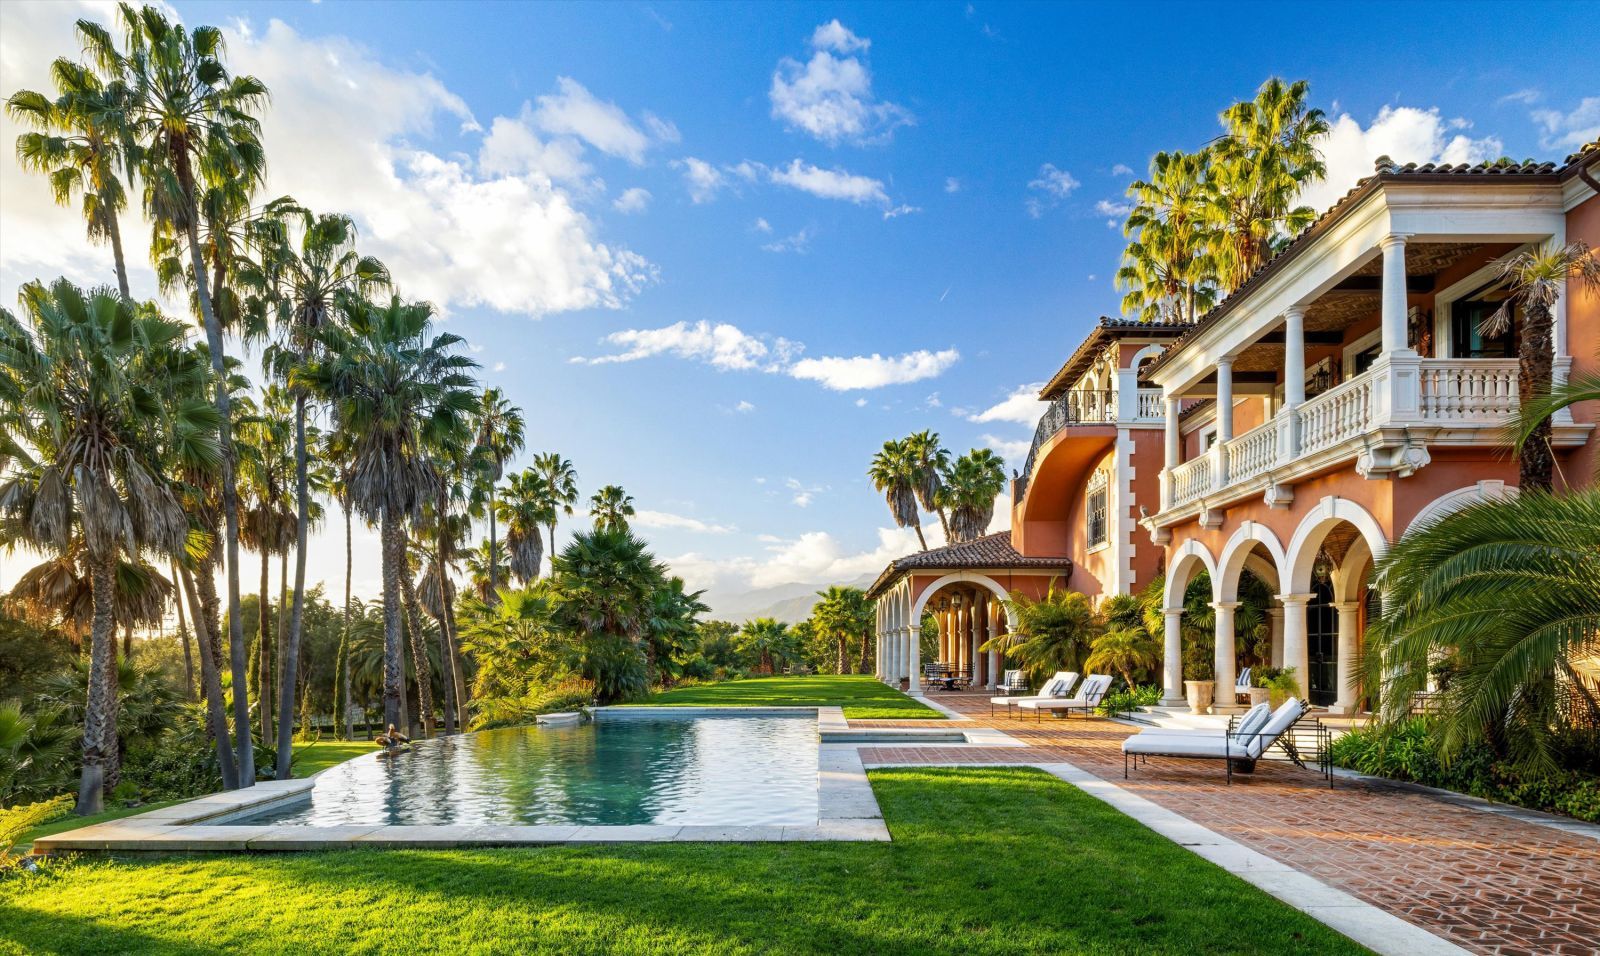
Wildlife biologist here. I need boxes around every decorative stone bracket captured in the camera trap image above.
[1355,429,1433,480]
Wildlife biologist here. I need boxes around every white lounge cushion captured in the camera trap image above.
[1243,698,1305,758]
[1230,702,1272,746]
[1018,674,1111,711]
[1122,735,1235,758]
[990,671,1076,707]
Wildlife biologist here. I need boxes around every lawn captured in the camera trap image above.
[0,767,1365,955]
[289,738,374,777]
[638,675,945,719]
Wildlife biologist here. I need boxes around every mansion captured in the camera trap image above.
[871,143,1600,714]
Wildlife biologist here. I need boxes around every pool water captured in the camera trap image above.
[227,715,819,828]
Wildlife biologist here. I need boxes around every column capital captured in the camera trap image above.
[1210,601,1241,611]
[1215,354,1234,369]
[1276,592,1316,606]
[1282,304,1307,321]
[1333,600,1362,613]
[1378,232,1412,250]
[1266,606,1285,619]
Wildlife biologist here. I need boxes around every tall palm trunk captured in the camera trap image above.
[180,166,253,785]
[912,520,928,551]
[1518,299,1556,493]
[277,395,312,776]
[857,630,871,675]
[379,507,406,733]
[435,490,468,719]
[76,556,118,815]
[181,565,238,788]
[415,566,457,735]
[334,502,354,740]
[173,560,195,700]
[837,633,849,675]
[257,544,273,744]
[487,489,499,601]
[400,568,437,738]
[104,188,130,300]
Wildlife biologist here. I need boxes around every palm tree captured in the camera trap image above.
[1364,490,1600,772]
[7,58,138,297]
[464,539,508,603]
[87,5,270,783]
[645,576,710,683]
[1085,600,1161,689]
[737,618,796,675]
[869,438,926,550]
[811,585,871,675]
[417,417,475,721]
[1118,150,1218,323]
[321,429,357,740]
[470,388,525,600]
[937,449,1007,543]
[551,528,663,703]
[253,209,387,775]
[1515,369,1600,484]
[1481,241,1600,493]
[0,279,213,813]
[984,586,1100,687]
[905,431,950,539]
[498,469,552,585]
[530,452,579,563]
[589,484,635,534]
[300,295,478,733]
[235,388,295,744]
[1205,78,1328,291]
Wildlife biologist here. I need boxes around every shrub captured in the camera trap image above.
[1097,684,1162,716]
[0,793,73,865]
[470,678,596,731]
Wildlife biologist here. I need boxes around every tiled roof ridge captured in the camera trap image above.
[865,532,1072,598]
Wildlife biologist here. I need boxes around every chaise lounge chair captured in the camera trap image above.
[989,671,1077,718]
[1119,698,1332,786]
[1018,674,1113,722]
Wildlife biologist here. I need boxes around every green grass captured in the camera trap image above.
[12,801,182,851]
[637,675,944,719]
[0,767,1364,955]
[289,739,374,777]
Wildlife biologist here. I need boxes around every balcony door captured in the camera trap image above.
[1306,561,1338,707]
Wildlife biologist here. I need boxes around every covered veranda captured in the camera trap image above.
[866,532,1070,695]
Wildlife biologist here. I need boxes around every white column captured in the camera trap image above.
[1333,601,1361,714]
[1213,602,1239,711]
[1161,394,1181,511]
[1161,608,1184,705]
[1283,307,1306,407]
[1268,605,1285,669]
[906,625,922,696]
[1215,358,1234,442]
[1280,593,1313,701]
[1380,234,1411,354]
[968,596,981,680]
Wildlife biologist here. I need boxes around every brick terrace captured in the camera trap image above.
[855,691,1600,956]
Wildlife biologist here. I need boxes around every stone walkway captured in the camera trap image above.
[855,692,1600,956]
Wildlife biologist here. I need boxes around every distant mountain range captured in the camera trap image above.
[702,572,878,623]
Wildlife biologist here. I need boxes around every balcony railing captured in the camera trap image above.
[1162,359,1522,513]
[1014,388,1163,503]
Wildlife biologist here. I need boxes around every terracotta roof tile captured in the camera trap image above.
[866,533,1071,598]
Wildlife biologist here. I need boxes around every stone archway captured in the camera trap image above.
[1160,539,1218,705]
[1284,497,1389,713]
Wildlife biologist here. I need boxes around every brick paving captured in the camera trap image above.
[855,691,1600,956]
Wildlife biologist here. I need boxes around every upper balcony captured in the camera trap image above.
[1014,385,1163,503]
[1142,160,1593,530]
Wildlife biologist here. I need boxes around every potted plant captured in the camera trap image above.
[1183,657,1215,716]
[1257,667,1301,708]
[1245,675,1271,707]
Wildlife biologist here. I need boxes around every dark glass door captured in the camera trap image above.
[1306,567,1338,707]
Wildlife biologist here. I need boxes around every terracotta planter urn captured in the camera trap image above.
[1184,680,1215,715]
[1247,686,1270,707]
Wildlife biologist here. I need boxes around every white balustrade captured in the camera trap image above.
[1420,359,1518,421]
[1225,420,1278,484]
[1299,373,1373,454]
[1136,388,1164,421]
[1168,455,1214,507]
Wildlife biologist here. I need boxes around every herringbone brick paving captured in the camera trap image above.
[854,691,1600,955]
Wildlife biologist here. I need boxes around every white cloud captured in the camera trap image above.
[477,104,593,185]
[768,159,888,205]
[1300,105,1504,213]
[1095,198,1132,217]
[492,361,507,372]
[769,21,912,145]
[1530,97,1600,152]
[1025,163,1080,217]
[576,320,959,392]
[575,320,796,371]
[945,177,961,193]
[613,187,652,213]
[789,348,959,391]
[1498,88,1542,106]
[633,510,735,534]
[785,478,823,508]
[675,157,726,203]
[734,400,755,413]
[966,382,1046,425]
[533,76,671,164]
[753,217,773,233]
[761,228,812,253]
[669,526,926,593]
[882,204,920,219]
[1111,163,1135,177]
[854,398,869,407]
[981,433,1030,460]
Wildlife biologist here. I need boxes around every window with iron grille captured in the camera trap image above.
[1086,476,1108,548]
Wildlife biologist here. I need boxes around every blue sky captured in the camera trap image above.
[1,1,1595,613]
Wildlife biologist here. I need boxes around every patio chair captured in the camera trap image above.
[1119,698,1333,786]
[988,671,1077,717]
[1234,667,1253,705]
[993,670,1029,697]
[1018,674,1114,721]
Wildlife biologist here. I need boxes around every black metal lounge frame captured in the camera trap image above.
[1122,710,1335,787]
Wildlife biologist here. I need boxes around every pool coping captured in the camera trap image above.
[32,707,890,854]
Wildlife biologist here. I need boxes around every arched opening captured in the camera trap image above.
[1286,498,1387,714]
[908,573,1016,693]
[1160,541,1217,705]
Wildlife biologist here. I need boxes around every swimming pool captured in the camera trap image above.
[228,714,820,828]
